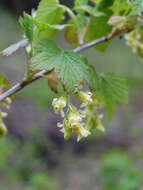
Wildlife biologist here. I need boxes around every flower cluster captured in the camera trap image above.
[125,27,143,57]
[52,91,105,141]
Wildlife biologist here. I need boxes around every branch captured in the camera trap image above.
[73,36,108,53]
[0,70,50,102]
[0,35,108,102]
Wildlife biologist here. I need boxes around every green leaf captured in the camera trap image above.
[87,64,99,91]
[96,0,115,11]
[111,0,131,15]
[34,19,72,31]
[75,5,105,17]
[64,8,89,45]
[31,39,90,91]
[91,0,102,3]
[19,13,34,43]
[75,0,88,15]
[76,14,89,40]
[35,0,64,39]
[64,15,89,46]
[36,0,63,24]
[130,0,143,16]
[1,39,28,56]
[81,56,99,91]
[99,72,128,119]
[0,76,10,88]
[75,0,88,6]
[65,23,78,46]
[86,10,112,51]
[102,73,129,103]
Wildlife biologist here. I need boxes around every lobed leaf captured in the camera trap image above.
[31,39,91,91]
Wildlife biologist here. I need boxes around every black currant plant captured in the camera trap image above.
[0,0,142,141]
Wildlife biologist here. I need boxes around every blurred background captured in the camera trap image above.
[0,0,143,189]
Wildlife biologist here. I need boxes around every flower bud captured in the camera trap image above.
[52,96,66,113]
[68,112,82,127]
[58,119,72,140]
[0,122,7,138]
[2,97,12,109]
[61,127,72,140]
[73,123,90,142]
[96,123,105,133]
[76,91,93,106]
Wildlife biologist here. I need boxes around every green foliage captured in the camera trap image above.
[99,72,128,119]
[130,0,143,16]
[19,13,34,43]
[75,5,105,17]
[85,64,99,91]
[74,0,88,15]
[34,21,71,31]
[111,0,131,15]
[86,10,112,51]
[35,0,64,39]
[101,150,143,190]
[96,0,115,11]
[75,0,88,6]
[32,39,91,91]
[36,0,63,25]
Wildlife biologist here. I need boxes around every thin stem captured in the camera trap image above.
[24,47,32,80]
[79,19,91,45]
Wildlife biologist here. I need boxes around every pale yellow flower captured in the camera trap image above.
[72,123,90,142]
[52,96,66,116]
[68,112,82,127]
[76,91,93,106]
[58,119,72,140]
[67,106,90,141]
